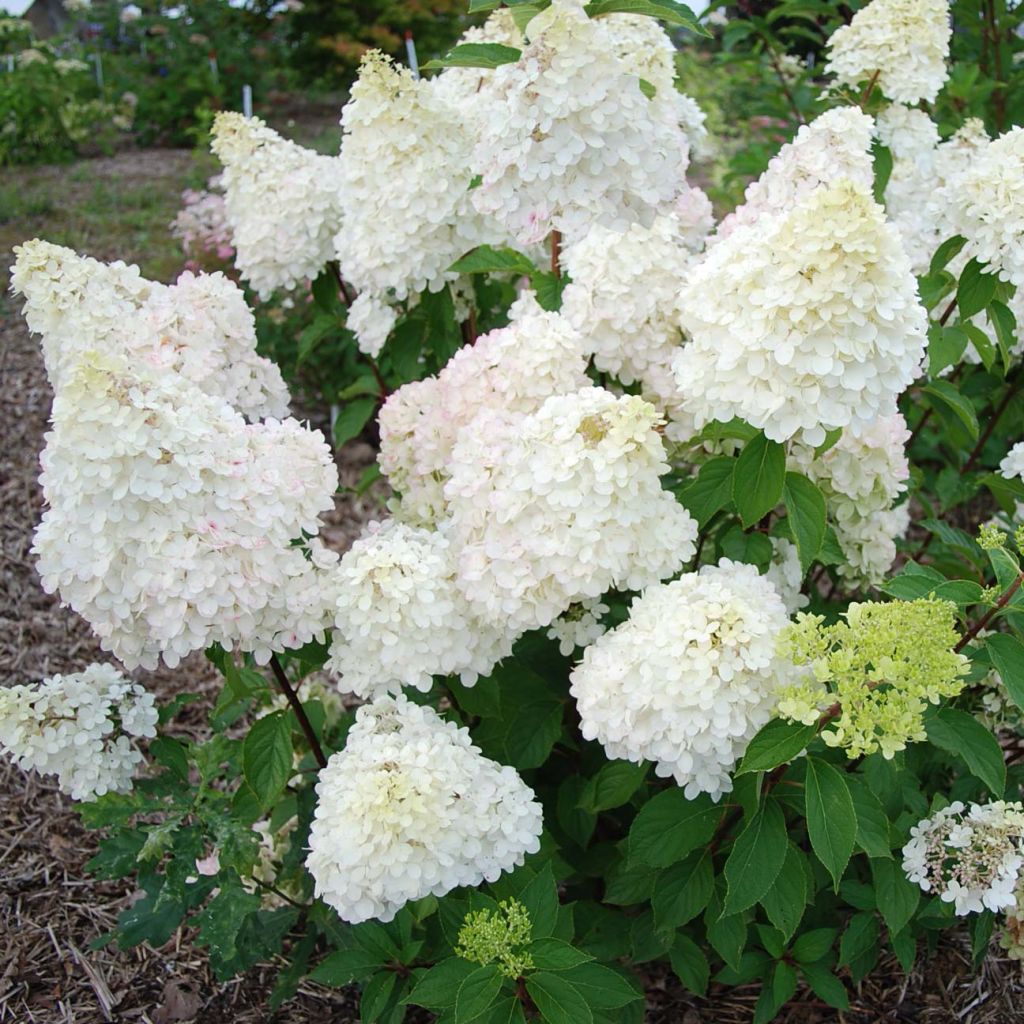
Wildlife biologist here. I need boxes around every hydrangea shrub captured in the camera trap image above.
[5,0,1024,1020]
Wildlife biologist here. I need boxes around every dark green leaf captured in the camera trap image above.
[871,858,920,937]
[957,258,998,319]
[311,949,386,986]
[733,432,786,527]
[334,397,377,448]
[652,850,714,930]
[929,235,967,274]
[579,761,648,813]
[848,777,892,859]
[805,757,856,890]
[406,958,476,1009]
[675,456,735,528]
[760,843,809,942]
[243,711,293,811]
[449,245,535,276]
[922,380,979,440]
[560,962,641,1008]
[530,270,568,312]
[584,0,708,32]
[455,965,503,1023]
[838,911,880,974]
[782,472,826,573]
[872,141,892,205]
[926,708,1006,796]
[986,633,1024,711]
[737,718,814,775]
[527,972,593,1024]
[753,962,798,1024]
[669,934,709,996]
[194,876,261,966]
[149,736,189,781]
[361,971,398,1023]
[628,790,720,867]
[989,300,1017,373]
[792,928,838,964]
[801,962,850,1010]
[422,42,522,70]
[928,323,969,376]
[723,800,788,915]
[520,863,559,938]
[528,938,593,971]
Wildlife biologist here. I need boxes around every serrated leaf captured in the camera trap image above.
[927,322,969,376]
[848,777,891,859]
[986,633,1024,711]
[922,380,979,440]
[405,958,475,1009]
[449,245,535,275]
[805,757,856,890]
[652,850,714,930]
[871,857,920,937]
[669,934,709,995]
[628,790,720,867]
[455,964,503,1023]
[527,972,593,1024]
[989,299,1017,373]
[782,472,826,573]
[422,42,521,71]
[872,141,892,205]
[579,760,648,813]
[675,456,735,528]
[733,432,786,527]
[801,962,850,1010]
[585,0,708,32]
[926,707,1006,796]
[737,719,815,775]
[311,948,385,986]
[243,711,293,811]
[792,927,838,964]
[930,235,967,274]
[520,863,559,938]
[723,800,788,915]
[528,938,593,971]
[760,843,809,942]
[559,962,641,1008]
[957,258,998,319]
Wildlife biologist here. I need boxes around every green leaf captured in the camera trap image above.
[298,315,343,365]
[638,77,656,98]
[782,472,826,573]
[675,456,735,528]
[449,245,535,276]
[754,962,798,1024]
[628,790,720,867]
[989,299,1017,373]
[723,800,788,915]
[733,432,786,528]
[361,971,398,1023]
[584,0,708,32]
[669,934,709,996]
[792,927,838,964]
[652,850,714,930]
[579,761,648,813]
[872,141,892,205]
[963,323,997,371]
[848,777,892,859]
[957,258,998,319]
[311,949,386,986]
[194,876,261,966]
[805,757,856,890]
[838,911,880,977]
[986,633,1024,710]
[149,736,189,781]
[520,863,559,938]
[527,972,593,1024]
[930,235,967,274]
[455,965,503,1023]
[334,397,378,448]
[560,962,640,1008]
[801,962,850,1010]
[704,889,747,971]
[528,938,594,971]
[760,843,809,942]
[406,958,476,1009]
[243,711,293,811]
[737,719,814,776]
[530,270,567,312]
[871,858,920,937]
[922,380,979,440]
[468,0,499,10]
[925,708,1006,796]
[422,42,521,70]
[927,323,969,376]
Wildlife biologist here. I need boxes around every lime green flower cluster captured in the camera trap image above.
[979,522,1007,551]
[455,898,534,979]
[776,598,969,758]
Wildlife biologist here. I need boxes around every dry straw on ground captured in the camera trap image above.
[1,150,1023,1024]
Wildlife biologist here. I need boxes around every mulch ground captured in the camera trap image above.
[1,147,1023,1023]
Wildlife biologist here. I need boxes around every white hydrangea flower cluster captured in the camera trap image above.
[570,560,791,800]
[11,239,289,422]
[378,309,590,526]
[34,349,339,670]
[306,696,543,923]
[790,414,911,585]
[903,801,1024,915]
[674,179,928,446]
[547,598,610,656]
[560,214,701,438]
[211,112,345,298]
[326,520,515,698]
[445,388,697,632]
[171,176,233,263]
[1001,442,1024,483]
[470,0,686,246]
[336,52,494,357]
[825,0,951,104]
[765,537,810,614]
[713,107,875,242]
[0,664,157,801]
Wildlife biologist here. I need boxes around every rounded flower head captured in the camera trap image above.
[674,179,927,446]
[825,0,951,104]
[378,309,590,526]
[336,51,496,355]
[445,388,698,632]
[211,112,345,298]
[570,560,791,800]
[306,696,543,923]
[326,519,516,698]
[10,239,289,422]
[33,350,338,670]
[0,664,156,801]
[903,801,1024,915]
[470,0,687,245]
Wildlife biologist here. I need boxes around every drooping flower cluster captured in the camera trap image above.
[306,696,542,923]
[11,239,289,422]
[470,0,687,246]
[326,519,515,698]
[824,0,951,104]
[777,598,969,757]
[713,107,875,241]
[445,389,697,632]
[33,348,339,670]
[336,52,494,356]
[378,308,590,526]
[0,664,157,800]
[171,177,234,266]
[903,801,1024,915]
[570,561,790,800]
[675,179,928,445]
[790,414,911,585]
[211,112,345,298]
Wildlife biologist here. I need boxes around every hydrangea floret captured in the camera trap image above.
[777,598,969,758]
